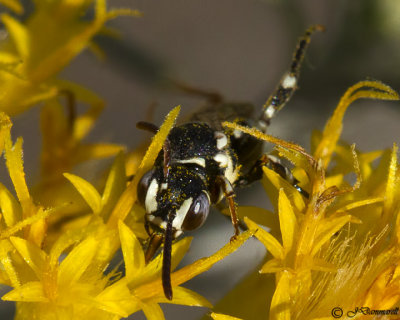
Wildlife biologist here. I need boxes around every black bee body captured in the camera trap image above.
[140,106,266,234]
[140,122,236,234]
[137,25,324,300]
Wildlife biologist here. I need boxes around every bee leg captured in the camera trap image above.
[259,25,324,130]
[239,154,309,198]
[265,155,309,198]
[215,202,249,232]
[217,176,240,241]
[144,231,164,264]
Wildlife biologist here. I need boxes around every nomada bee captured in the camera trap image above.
[137,25,324,300]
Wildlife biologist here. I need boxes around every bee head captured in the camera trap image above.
[138,164,210,237]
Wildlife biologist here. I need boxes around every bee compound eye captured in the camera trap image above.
[181,192,210,231]
[137,170,154,206]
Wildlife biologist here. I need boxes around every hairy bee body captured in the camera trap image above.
[137,25,324,300]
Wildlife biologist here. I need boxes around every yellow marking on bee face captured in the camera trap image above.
[215,131,228,150]
[175,158,206,167]
[172,197,193,230]
[145,179,159,213]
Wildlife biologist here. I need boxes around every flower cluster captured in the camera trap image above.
[216,81,400,319]
[1,1,400,320]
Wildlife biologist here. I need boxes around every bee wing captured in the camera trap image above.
[183,102,255,130]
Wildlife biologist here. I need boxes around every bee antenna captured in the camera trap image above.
[136,121,159,134]
[162,211,176,300]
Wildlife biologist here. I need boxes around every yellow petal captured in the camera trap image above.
[263,167,305,214]
[64,173,102,214]
[101,152,127,220]
[309,258,336,272]
[135,230,254,299]
[49,222,95,268]
[0,239,20,287]
[324,174,344,189]
[260,258,284,273]
[4,136,32,212]
[28,211,47,247]
[124,212,148,239]
[74,143,124,163]
[314,80,399,168]
[95,0,107,20]
[107,106,180,227]
[359,150,384,180]
[10,236,46,278]
[276,146,314,181]
[383,144,398,217]
[94,279,134,317]
[244,217,284,260]
[1,14,29,58]
[334,197,384,213]
[278,189,297,253]
[58,237,98,286]
[138,106,181,174]
[312,214,354,256]
[106,8,143,20]
[211,312,243,320]
[0,0,23,14]
[0,206,52,240]
[28,26,98,82]
[142,303,165,320]
[0,182,22,227]
[154,286,212,308]
[0,112,12,153]
[0,270,9,285]
[118,220,145,280]
[9,85,59,116]
[222,122,313,163]
[364,148,393,194]
[2,281,48,302]
[140,237,192,284]
[270,271,291,320]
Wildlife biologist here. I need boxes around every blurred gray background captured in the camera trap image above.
[1,0,400,319]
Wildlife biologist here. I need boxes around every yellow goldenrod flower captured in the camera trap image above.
[1,4,399,316]
[0,0,135,234]
[35,91,123,208]
[0,105,255,319]
[218,80,400,320]
[0,112,60,248]
[0,0,141,115]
